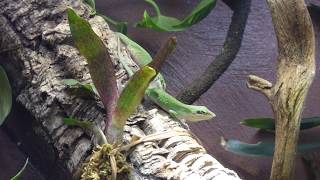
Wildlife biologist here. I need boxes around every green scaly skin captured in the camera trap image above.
[116,32,166,90]
[117,33,215,122]
[146,88,215,122]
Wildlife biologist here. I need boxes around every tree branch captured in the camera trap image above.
[246,75,273,99]
[247,0,315,179]
[176,0,251,104]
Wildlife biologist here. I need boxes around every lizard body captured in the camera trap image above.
[146,88,215,122]
[116,33,215,122]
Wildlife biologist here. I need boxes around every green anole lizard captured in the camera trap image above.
[116,33,216,122]
[146,88,215,122]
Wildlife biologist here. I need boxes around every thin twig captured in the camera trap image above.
[176,0,251,104]
[149,36,177,73]
[246,75,273,99]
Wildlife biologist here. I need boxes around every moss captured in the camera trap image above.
[81,144,131,180]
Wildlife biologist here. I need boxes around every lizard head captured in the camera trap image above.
[183,106,216,122]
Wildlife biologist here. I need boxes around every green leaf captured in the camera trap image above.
[0,66,12,126]
[111,66,156,135]
[83,0,96,15]
[240,118,275,131]
[136,0,216,32]
[68,8,118,125]
[98,14,128,35]
[116,32,152,66]
[116,32,167,89]
[221,138,320,157]
[309,3,320,12]
[63,79,98,98]
[10,158,28,180]
[221,138,274,157]
[241,117,320,131]
[300,117,320,130]
[116,22,128,35]
[63,118,93,129]
[64,118,108,144]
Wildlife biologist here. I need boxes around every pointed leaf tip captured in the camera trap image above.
[68,9,118,129]
[109,66,156,143]
[0,66,12,126]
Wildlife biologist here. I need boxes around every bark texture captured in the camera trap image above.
[247,0,315,179]
[0,0,240,179]
[176,0,251,104]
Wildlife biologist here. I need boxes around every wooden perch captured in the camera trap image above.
[247,0,315,179]
[0,0,241,179]
[176,0,251,104]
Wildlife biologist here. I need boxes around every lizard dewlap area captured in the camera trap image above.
[146,88,216,122]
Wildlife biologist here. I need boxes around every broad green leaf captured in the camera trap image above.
[10,158,28,180]
[136,0,216,32]
[63,118,93,129]
[309,3,320,12]
[240,118,275,131]
[112,66,156,130]
[221,138,320,157]
[300,117,320,129]
[116,32,167,89]
[83,0,96,15]
[241,117,320,131]
[64,118,107,144]
[0,66,12,126]
[68,9,118,125]
[98,14,128,34]
[63,79,98,98]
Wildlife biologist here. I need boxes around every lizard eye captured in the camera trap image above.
[196,110,206,114]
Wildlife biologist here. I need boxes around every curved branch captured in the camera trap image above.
[176,0,251,104]
[247,0,315,179]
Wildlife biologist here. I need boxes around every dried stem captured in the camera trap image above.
[149,36,177,73]
[176,0,251,104]
[247,0,315,179]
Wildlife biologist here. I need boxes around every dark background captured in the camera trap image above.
[1,0,320,179]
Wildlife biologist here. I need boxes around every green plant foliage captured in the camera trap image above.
[63,118,93,129]
[241,117,320,131]
[63,79,98,98]
[309,3,320,12]
[0,66,12,126]
[10,158,28,180]
[83,0,96,15]
[240,118,275,131]
[112,66,156,130]
[116,32,169,89]
[300,117,320,129]
[98,14,128,34]
[68,8,118,124]
[64,118,107,144]
[116,22,128,35]
[116,32,152,66]
[221,138,320,157]
[136,0,216,32]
